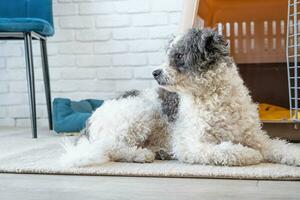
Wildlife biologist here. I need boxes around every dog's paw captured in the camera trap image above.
[133,149,155,163]
[281,150,300,166]
[215,143,263,166]
[238,148,263,166]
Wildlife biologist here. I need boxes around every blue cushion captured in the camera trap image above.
[71,101,93,113]
[0,0,54,36]
[53,98,104,133]
[0,18,54,36]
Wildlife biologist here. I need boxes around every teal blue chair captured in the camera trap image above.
[0,0,54,138]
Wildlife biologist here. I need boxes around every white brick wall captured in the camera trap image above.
[0,0,183,127]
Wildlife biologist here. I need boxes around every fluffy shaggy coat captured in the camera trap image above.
[61,28,300,167]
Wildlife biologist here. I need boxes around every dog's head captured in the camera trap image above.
[153,28,229,93]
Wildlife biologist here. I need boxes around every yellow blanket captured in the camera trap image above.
[259,103,292,121]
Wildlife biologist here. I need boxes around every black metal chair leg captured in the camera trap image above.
[40,39,53,130]
[24,32,37,138]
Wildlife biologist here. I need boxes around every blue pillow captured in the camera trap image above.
[53,98,104,133]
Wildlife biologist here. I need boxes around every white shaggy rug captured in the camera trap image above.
[0,127,300,180]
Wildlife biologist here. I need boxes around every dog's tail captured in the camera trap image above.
[60,135,109,168]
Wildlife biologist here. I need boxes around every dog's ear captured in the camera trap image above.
[198,29,229,62]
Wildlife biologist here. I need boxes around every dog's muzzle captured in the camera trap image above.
[152,69,166,85]
[152,69,162,79]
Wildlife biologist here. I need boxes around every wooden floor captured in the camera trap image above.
[0,173,299,200]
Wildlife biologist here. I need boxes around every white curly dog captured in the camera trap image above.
[61,28,300,167]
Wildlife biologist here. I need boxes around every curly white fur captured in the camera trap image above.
[171,62,300,166]
[61,28,300,168]
[61,89,171,167]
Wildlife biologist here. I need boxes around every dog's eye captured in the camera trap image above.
[176,53,183,59]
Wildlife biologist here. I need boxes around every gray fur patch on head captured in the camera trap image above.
[168,28,229,73]
[117,89,141,99]
[166,34,183,53]
[157,88,179,122]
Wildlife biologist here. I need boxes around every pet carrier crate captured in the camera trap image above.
[180,0,300,140]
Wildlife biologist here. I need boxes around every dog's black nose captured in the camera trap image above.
[152,69,162,78]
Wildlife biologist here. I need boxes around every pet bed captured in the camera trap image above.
[53,98,104,133]
[258,103,299,121]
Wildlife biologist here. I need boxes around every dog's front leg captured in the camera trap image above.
[246,130,300,166]
[261,139,300,166]
[173,141,263,166]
